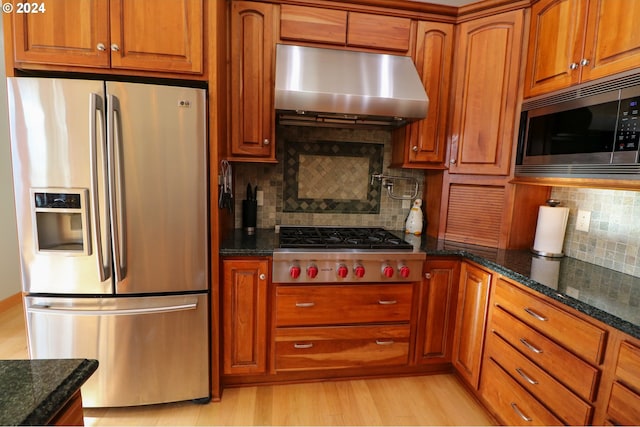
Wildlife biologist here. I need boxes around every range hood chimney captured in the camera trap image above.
[275,44,429,128]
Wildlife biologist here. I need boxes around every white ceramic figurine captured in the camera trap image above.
[405,198,424,235]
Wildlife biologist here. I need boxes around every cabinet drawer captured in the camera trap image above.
[486,330,593,425]
[491,307,599,401]
[275,284,413,326]
[608,382,640,426]
[616,341,640,393]
[494,278,606,365]
[481,357,563,426]
[279,5,347,45]
[275,324,410,371]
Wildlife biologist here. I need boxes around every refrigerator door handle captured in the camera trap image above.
[28,302,198,316]
[90,92,109,283]
[107,94,127,283]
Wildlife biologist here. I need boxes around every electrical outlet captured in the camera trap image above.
[256,190,264,206]
[576,210,591,232]
[402,199,411,209]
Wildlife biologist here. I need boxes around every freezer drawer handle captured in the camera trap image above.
[28,302,198,316]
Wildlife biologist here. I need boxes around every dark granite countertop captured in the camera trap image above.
[221,228,640,340]
[0,359,98,426]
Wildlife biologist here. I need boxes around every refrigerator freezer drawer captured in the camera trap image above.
[25,294,209,408]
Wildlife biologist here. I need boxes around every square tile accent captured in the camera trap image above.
[283,140,383,214]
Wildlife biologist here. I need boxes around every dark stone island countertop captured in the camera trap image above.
[221,228,640,340]
[0,358,98,426]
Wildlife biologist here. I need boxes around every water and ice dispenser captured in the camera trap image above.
[31,189,91,255]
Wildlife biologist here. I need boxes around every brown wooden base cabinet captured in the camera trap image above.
[222,258,269,376]
[452,261,492,389]
[415,258,460,365]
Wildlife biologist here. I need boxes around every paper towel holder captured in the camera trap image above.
[531,199,569,258]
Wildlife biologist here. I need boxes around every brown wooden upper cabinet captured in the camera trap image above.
[391,21,453,169]
[279,4,412,53]
[229,1,277,161]
[11,0,203,74]
[524,0,640,98]
[448,10,524,175]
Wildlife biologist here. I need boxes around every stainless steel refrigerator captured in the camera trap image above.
[6,77,210,407]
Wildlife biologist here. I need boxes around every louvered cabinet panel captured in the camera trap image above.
[445,184,505,247]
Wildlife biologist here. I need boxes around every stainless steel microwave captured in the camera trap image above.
[515,73,640,179]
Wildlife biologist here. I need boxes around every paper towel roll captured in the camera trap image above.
[532,205,569,257]
[530,256,561,289]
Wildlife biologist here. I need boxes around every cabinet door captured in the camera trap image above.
[581,0,640,83]
[109,0,203,73]
[279,4,347,45]
[229,1,276,161]
[523,0,587,98]
[452,262,492,389]
[347,12,411,53]
[12,0,110,68]
[448,10,524,175]
[392,21,453,168]
[415,259,460,364]
[222,259,269,375]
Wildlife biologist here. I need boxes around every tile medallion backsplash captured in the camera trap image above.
[233,125,425,231]
[550,187,640,278]
[283,140,383,214]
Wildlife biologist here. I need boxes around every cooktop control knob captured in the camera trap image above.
[306,265,319,279]
[354,264,365,278]
[337,264,349,278]
[289,265,301,279]
[399,264,411,278]
[382,264,395,278]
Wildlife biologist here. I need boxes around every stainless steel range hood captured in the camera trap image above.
[275,44,429,128]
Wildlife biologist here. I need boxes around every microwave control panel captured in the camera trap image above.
[616,98,640,152]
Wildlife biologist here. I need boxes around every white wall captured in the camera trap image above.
[0,18,22,300]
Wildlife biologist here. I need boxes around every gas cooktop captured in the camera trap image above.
[277,226,413,250]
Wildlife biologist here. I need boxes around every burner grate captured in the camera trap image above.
[279,227,413,250]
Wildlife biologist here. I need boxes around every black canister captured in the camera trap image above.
[242,199,257,234]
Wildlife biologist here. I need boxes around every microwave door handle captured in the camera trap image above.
[107,94,127,282]
[89,93,109,282]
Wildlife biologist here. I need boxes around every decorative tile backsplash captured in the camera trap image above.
[550,187,640,278]
[283,140,383,213]
[233,125,425,231]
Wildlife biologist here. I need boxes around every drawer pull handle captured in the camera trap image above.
[520,338,543,354]
[376,339,395,345]
[524,307,548,322]
[293,343,313,349]
[516,368,539,385]
[295,302,315,308]
[378,300,397,305]
[510,403,532,422]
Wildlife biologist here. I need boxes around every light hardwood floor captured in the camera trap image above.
[1,300,495,426]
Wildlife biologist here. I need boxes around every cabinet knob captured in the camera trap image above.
[424,273,432,279]
[412,145,418,152]
[259,273,266,280]
[450,158,457,165]
[263,139,270,145]
[580,58,590,67]
[569,62,579,70]
[111,44,120,52]
[97,43,106,52]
